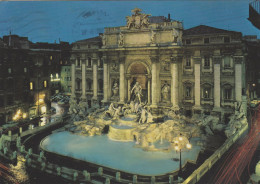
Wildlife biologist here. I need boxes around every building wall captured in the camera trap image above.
[70,29,244,118]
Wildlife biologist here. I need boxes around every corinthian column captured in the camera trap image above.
[213,56,221,109]
[103,57,108,102]
[234,57,243,102]
[194,58,201,107]
[92,58,98,100]
[119,57,125,103]
[81,59,86,99]
[71,59,76,98]
[170,57,179,108]
[151,56,158,106]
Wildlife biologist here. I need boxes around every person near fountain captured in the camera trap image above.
[131,81,142,103]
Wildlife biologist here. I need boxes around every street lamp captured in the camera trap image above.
[173,134,192,177]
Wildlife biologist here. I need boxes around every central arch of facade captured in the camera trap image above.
[126,61,151,104]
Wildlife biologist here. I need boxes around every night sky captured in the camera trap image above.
[0,0,258,43]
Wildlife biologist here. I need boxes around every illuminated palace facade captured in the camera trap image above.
[70,8,246,118]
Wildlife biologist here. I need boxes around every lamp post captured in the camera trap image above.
[173,134,192,177]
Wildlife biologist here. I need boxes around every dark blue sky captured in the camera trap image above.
[0,1,257,43]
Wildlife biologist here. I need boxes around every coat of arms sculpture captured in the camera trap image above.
[126,8,151,29]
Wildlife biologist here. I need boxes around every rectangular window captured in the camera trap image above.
[0,79,3,90]
[204,56,210,68]
[186,39,191,44]
[224,56,231,68]
[87,58,91,68]
[186,57,191,67]
[204,38,209,44]
[76,57,80,67]
[0,96,4,107]
[30,82,33,90]
[224,36,230,43]
[7,95,13,105]
[224,88,232,100]
[43,80,47,88]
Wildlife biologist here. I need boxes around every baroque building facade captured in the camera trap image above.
[70,8,246,119]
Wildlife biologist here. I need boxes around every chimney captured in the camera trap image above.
[168,13,171,21]
[9,30,11,47]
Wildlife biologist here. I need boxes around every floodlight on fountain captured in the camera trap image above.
[174,145,180,151]
[186,143,192,149]
[23,113,27,119]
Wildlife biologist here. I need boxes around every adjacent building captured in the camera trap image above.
[0,34,71,125]
[70,8,246,120]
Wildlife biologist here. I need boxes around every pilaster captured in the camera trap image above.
[102,56,108,102]
[213,56,221,111]
[234,56,243,102]
[119,56,125,103]
[193,57,201,108]
[81,59,86,100]
[92,58,98,100]
[150,56,159,107]
[71,59,76,98]
[170,55,180,109]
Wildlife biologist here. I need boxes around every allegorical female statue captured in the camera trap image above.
[162,82,170,101]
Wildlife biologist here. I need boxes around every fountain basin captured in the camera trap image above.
[108,124,136,141]
[40,131,202,176]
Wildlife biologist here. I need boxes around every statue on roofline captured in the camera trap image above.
[126,8,151,29]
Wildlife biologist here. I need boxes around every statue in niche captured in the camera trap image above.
[151,30,156,44]
[162,82,170,102]
[172,29,179,43]
[131,81,142,104]
[112,81,119,97]
[118,32,124,46]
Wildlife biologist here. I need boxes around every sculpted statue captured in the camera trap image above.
[104,103,115,117]
[101,34,106,46]
[126,8,151,29]
[112,82,119,97]
[141,14,150,27]
[118,32,124,46]
[177,30,183,43]
[131,82,142,103]
[151,30,156,44]
[113,106,122,119]
[139,108,147,124]
[126,16,135,29]
[69,98,78,114]
[172,29,179,43]
[162,82,170,101]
